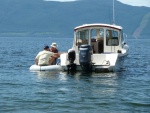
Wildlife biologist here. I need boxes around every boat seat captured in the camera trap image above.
[82,39,88,44]
[91,38,96,42]
[76,39,88,46]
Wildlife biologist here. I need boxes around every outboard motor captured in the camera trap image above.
[79,44,93,73]
[67,49,76,74]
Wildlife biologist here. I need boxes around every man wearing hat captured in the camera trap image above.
[49,42,59,65]
[35,45,58,66]
[49,42,58,53]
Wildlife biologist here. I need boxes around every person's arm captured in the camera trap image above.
[35,58,38,65]
[53,53,60,58]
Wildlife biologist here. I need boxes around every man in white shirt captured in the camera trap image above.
[35,45,58,66]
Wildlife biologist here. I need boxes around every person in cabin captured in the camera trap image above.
[49,42,60,65]
[35,45,59,66]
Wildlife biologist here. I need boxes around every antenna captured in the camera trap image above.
[113,0,115,24]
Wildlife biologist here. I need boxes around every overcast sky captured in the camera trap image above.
[44,0,150,7]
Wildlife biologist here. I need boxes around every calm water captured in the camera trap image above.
[0,37,150,113]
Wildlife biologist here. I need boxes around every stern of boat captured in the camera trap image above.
[60,52,119,73]
[92,53,118,72]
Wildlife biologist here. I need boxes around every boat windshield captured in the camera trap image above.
[76,29,89,46]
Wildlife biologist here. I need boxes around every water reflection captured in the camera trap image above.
[31,71,60,80]
[65,72,120,96]
[31,70,124,98]
[32,70,119,81]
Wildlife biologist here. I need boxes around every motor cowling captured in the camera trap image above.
[68,49,76,64]
[67,49,76,73]
[79,44,93,72]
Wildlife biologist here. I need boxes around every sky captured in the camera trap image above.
[44,0,150,7]
[117,0,150,7]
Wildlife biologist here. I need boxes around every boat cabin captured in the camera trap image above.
[73,23,124,54]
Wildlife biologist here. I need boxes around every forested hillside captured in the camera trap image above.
[0,0,149,38]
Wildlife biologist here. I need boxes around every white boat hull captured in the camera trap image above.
[29,64,62,71]
[60,52,120,72]
[62,65,114,73]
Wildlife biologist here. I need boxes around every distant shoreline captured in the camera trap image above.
[0,32,66,37]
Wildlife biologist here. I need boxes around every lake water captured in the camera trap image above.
[0,37,150,113]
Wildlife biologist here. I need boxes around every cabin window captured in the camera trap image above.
[106,29,119,46]
[76,30,89,46]
[91,29,97,40]
[91,28,104,41]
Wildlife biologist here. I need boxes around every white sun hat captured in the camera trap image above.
[50,42,58,48]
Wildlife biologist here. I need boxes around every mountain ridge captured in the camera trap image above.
[0,0,149,38]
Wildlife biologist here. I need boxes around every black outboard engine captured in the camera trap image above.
[79,44,93,73]
[67,49,76,74]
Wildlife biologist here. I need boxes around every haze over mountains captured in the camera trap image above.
[0,0,149,38]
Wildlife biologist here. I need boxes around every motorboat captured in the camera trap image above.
[30,23,129,73]
[30,0,129,73]
[60,23,129,73]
